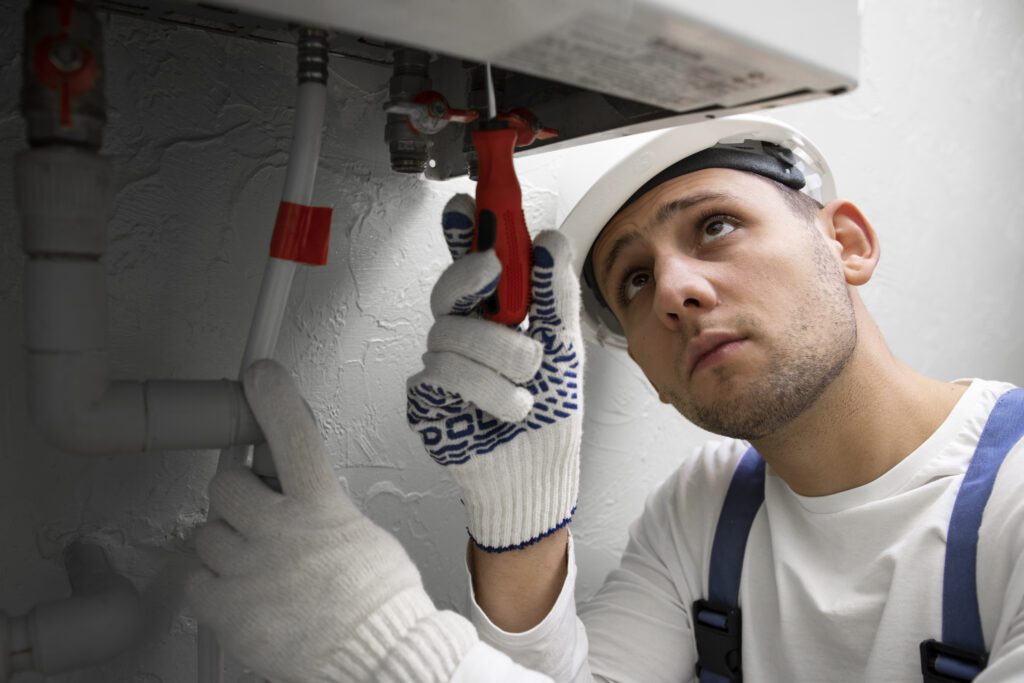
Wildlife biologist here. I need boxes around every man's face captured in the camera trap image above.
[591,168,858,440]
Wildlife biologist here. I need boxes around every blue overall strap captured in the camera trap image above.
[921,387,1024,682]
[695,447,765,683]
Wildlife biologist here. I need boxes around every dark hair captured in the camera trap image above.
[765,176,824,222]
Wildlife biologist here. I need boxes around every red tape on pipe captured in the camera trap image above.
[269,201,333,265]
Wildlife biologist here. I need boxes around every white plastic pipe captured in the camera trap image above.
[282,83,329,205]
[0,543,140,681]
[16,147,264,454]
[199,79,329,683]
[14,19,327,683]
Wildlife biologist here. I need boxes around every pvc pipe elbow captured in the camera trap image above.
[20,146,264,455]
[28,544,140,675]
[0,612,28,683]
[0,544,140,678]
[28,353,146,453]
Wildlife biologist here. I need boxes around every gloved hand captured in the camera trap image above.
[407,194,584,552]
[187,359,479,683]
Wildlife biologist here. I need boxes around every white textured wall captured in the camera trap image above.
[0,0,1021,681]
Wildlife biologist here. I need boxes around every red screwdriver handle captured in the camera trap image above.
[472,127,532,325]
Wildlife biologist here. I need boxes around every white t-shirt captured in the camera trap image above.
[456,379,1024,682]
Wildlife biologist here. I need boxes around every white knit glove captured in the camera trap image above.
[407,194,584,552]
[187,359,479,683]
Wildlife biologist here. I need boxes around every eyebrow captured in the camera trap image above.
[599,191,740,284]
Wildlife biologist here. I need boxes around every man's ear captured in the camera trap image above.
[821,200,880,286]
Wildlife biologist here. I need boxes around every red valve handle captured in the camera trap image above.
[499,108,560,147]
[32,0,97,129]
[471,126,532,326]
[413,91,479,124]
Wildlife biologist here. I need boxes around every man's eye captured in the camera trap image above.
[619,270,651,306]
[700,217,738,244]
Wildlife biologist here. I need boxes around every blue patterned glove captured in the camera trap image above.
[407,194,584,552]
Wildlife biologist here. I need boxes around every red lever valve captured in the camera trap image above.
[415,91,479,125]
[498,108,560,147]
[385,91,480,135]
[32,0,97,129]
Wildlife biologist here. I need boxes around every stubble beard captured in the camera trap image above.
[665,235,858,440]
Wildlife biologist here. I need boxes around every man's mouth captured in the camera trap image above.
[687,332,748,378]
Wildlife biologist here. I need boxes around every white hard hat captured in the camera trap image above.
[561,114,836,349]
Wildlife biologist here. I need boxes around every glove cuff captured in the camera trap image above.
[453,426,580,552]
[373,594,480,683]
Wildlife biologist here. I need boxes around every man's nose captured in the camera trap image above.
[652,256,717,330]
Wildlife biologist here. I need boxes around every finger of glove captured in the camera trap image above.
[185,569,266,636]
[194,519,250,577]
[196,514,326,578]
[442,193,477,261]
[427,315,542,384]
[208,466,282,538]
[430,251,501,318]
[528,230,582,345]
[184,565,224,627]
[412,351,533,423]
[243,359,337,503]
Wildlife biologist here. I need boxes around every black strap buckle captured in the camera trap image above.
[920,639,988,682]
[693,599,743,682]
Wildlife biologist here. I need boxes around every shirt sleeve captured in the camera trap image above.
[466,442,738,683]
[577,468,704,683]
[467,532,594,682]
[450,641,556,682]
[465,500,699,683]
[465,476,710,682]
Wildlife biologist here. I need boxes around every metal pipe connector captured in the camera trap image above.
[296,28,329,85]
[385,48,432,174]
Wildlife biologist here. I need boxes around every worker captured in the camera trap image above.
[186,115,1024,682]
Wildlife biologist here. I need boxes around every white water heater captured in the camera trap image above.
[95,0,860,176]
